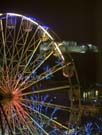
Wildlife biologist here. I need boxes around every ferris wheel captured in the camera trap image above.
[0,13,81,135]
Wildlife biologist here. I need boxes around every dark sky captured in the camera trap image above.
[0,0,101,44]
[0,0,102,85]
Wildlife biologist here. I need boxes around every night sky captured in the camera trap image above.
[0,0,102,85]
[0,0,100,43]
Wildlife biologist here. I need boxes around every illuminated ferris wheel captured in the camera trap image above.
[0,13,81,135]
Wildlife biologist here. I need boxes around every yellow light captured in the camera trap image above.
[83,92,86,99]
[95,90,98,97]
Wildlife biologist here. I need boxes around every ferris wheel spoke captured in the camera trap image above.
[26,41,53,70]
[22,40,53,74]
[12,33,53,88]
[13,23,38,64]
[15,41,53,87]
[12,106,27,135]
[8,32,24,70]
[15,33,30,68]
[11,38,40,73]
[15,25,39,63]
[21,40,42,73]
[10,106,29,135]
[14,102,39,135]
[19,63,66,91]
[7,17,31,71]
[9,106,20,135]
[20,102,69,131]
[1,15,23,80]
[1,14,16,69]
[21,98,71,111]
[24,110,49,135]
[16,51,53,89]
[9,28,40,83]
[12,39,43,88]
[8,33,31,82]
[1,30,7,68]
[10,111,16,135]
[0,104,13,135]
[21,85,70,96]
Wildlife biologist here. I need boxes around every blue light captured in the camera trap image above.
[42,25,49,30]
[28,16,38,22]
[32,85,35,91]
[31,71,37,78]
[55,57,64,66]
[51,107,58,119]
[43,65,54,80]
[7,15,17,28]
[43,94,49,101]
[49,128,59,135]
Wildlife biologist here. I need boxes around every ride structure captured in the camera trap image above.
[0,13,81,135]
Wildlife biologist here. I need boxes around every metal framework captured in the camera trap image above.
[0,13,81,135]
